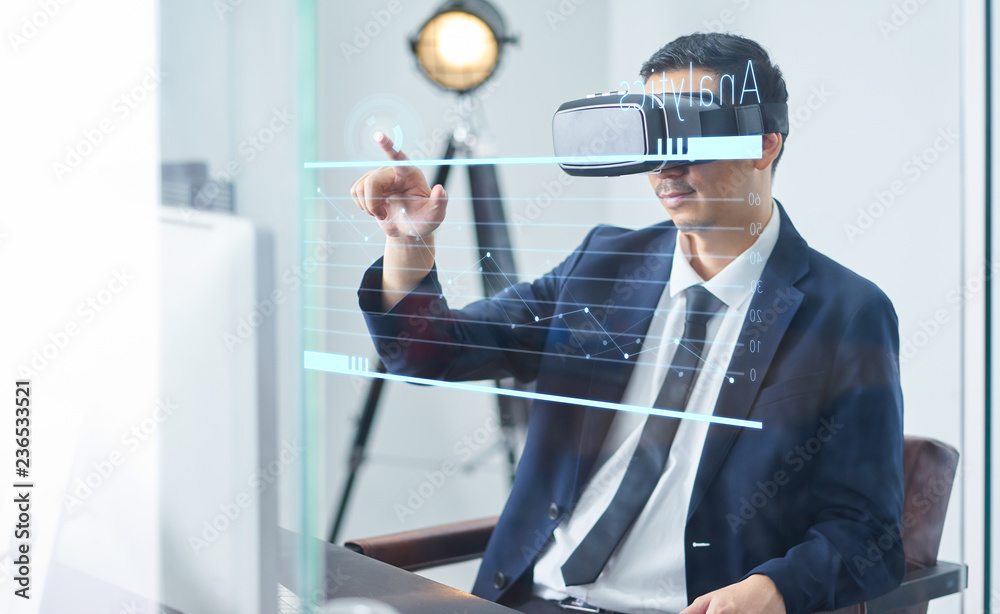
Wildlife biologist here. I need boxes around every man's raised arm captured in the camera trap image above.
[350,132,449,311]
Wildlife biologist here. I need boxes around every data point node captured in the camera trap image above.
[728,377,735,383]
[586,354,591,359]
[636,338,641,344]
[584,307,590,313]
[511,324,516,329]
[447,279,453,285]
[401,208,406,214]
[316,187,321,193]
[603,340,608,346]
[534,316,540,322]
[486,251,492,258]
[623,353,629,359]
[557,313,563,319]
[479,267,483,272]
[364,236,369,242]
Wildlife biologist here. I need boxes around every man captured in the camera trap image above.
[352,33,904,614]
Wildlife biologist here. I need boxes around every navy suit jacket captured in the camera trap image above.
[359,203,905,614]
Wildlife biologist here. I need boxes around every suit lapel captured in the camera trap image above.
[687,202,809,519]
[571,226,676,497]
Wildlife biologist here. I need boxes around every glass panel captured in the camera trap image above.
[307,2,970,612]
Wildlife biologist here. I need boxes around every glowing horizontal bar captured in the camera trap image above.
[304,136,762,170]
[304,351,762,430]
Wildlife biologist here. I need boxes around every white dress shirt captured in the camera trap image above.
[532,206,782,613]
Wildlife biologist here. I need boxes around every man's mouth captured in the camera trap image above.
[658,189,695,205]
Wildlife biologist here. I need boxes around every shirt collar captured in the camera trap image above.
[668,201,782,309]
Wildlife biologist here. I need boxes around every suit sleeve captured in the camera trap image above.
[744,293,906,614]
[357,227,599,384]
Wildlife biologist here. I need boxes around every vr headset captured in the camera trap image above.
[551,91,788,176]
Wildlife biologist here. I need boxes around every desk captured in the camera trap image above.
[278,528,519,613]
[280,528,968,613]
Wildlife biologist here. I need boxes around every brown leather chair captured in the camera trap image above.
[347,436,964,614]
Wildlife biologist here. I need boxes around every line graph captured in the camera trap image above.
[305,171,764,427]
[304,196,755,376]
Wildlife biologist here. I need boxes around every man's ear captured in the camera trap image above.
[753,132,783,171]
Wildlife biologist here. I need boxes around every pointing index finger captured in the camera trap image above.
[374,131,409,162]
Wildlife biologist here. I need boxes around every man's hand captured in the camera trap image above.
[350,132,448,240]
[679,574,786,614]
[350,132,448,311]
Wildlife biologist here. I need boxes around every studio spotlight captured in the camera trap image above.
[410,0,517,93]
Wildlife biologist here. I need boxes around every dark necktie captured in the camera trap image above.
[561,285,725,586]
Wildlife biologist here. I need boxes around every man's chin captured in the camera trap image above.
[674,223,710,235]
[662,209,710,233]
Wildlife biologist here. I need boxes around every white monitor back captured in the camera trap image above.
[158,206,273,614]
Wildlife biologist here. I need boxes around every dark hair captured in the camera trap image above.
[640,32,788,173]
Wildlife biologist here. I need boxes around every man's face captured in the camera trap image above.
[644,69,763,234]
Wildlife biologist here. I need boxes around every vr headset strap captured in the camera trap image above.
[700,102,789,136]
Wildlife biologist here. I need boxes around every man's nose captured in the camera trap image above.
[652,164,689,180]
